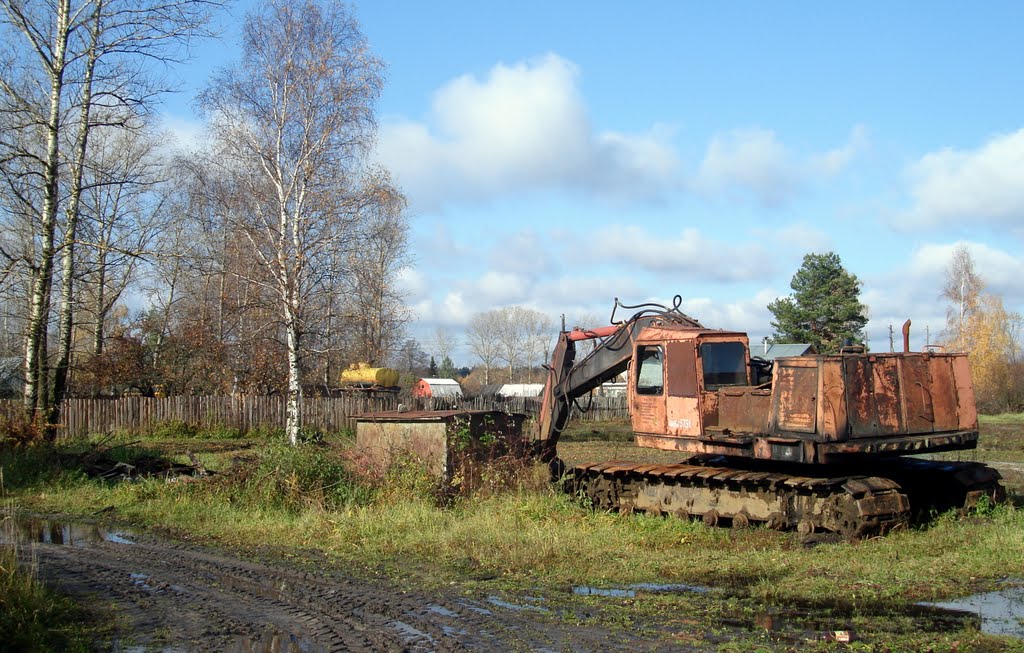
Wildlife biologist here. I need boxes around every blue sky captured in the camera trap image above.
[161,1,1024,365]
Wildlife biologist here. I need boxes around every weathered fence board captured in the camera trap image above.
[0,393,629,438]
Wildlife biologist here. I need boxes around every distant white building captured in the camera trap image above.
[597,382,627,397]
[495,383,544,398]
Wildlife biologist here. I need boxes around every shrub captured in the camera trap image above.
[218,442,375,512]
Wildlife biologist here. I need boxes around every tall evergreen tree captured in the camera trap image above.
[768,252,868,355]
[439,355,456,379]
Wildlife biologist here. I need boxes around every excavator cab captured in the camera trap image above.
[630,330,752,442]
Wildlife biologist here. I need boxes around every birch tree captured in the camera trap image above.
[345,168,411,366]
[466,310,501,385]
[941,242,984,352]
[0,0,219,434]
[199,0,387,444]
[77,120,164,356]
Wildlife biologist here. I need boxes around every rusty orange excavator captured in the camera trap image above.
[535,296,1004,537]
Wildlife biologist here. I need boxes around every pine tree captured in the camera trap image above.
[439,355,456,379]
[768,252,868,355]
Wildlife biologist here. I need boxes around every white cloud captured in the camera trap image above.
[683,289,778,333]
[158,113,204,152]
[477,270,530,304]
[904,241,1024,303]
[902,128,1024,229]
[488,230,559,276]
[379,54,868,211]
[578,225,771,282]
[692,125,868,206]
[396,267,427,299]
[813,124,869,176]
[752,222,832,254]
[378,53,681,210]
[411,291,473,327]
[693,128,797,206]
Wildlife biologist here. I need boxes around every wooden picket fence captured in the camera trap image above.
[0,393,630,439]
[0,395,396,439]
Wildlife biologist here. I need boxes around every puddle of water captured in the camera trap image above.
[389,619,435,645]
[425,604,459,618]
[0,516,134,546]
[920,585,1024,638]
[631,582,713,594]
[455,599,492,616]
[572,582,713,598]
[573,586,635,598]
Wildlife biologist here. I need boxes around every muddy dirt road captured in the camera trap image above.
[13,517,692,652]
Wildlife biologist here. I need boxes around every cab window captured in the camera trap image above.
[700,341,747,389]
[636,345,664,395]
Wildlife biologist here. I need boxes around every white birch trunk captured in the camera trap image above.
[22,0,71,425]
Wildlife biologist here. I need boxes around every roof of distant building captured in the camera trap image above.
[755,343,816,360]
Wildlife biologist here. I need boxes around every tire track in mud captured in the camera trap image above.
[17,524,676,652]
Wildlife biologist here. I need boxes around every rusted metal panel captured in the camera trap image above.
[928,356,958,431]
[871,356,903,435]
[844,357,880,438]
[666,341,697,397]
[900,355,934,432]
[771,362,818,434]
[817,429,979,462]
[951,354,978,429]
[718,388,770,433]
[633,392,666,434]
[819,360,848,440]
[699,391,720,431]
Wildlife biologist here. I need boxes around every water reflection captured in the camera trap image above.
[0,516,134,546]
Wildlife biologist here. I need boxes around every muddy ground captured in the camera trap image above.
[14,514,1011,652]
[14,517,702,652]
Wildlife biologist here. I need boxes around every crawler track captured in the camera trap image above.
[571,457,1005,537]
[572,461,912,537]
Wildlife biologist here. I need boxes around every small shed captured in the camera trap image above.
[412,377,464,399]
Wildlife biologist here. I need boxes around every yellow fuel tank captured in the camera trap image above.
[340,363,400,388]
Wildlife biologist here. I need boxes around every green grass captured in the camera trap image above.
[5,432,1023,602]
[979,413,1024,425]
[3,419,1024,651]
[0,512,101,652]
